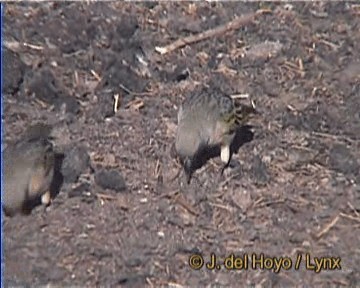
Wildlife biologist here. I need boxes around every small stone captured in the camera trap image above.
[251,155,270,184]
[47,266,68,281]
[302,240,311,247]
[140,198,148,203]
[116,16,139,40]
[61,145,90,183]
[329,144,359,176]
[26,68,79,114]
[3,48,27,95]
[94,169,126,192]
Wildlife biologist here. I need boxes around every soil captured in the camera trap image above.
[2,2,360,287]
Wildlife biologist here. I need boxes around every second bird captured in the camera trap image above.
[175,87,257,184]
[3,123,55,216]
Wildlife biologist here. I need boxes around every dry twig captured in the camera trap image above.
[125,98,145,111]
[340,212,360,223]
[23,42,44,50]
[96,193,117,201]
[347,201,360,218]
[315,214,340,239]
[113,94,120,113]
[230,94,249,99]
[209,202,233,212]
[253,197,285,208]
[119,83,153,96]
[311,131,357,144]
[90,69,102,82]
[155,9,271,55]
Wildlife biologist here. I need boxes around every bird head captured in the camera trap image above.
[234,102,259,126]
[32,138,55,176]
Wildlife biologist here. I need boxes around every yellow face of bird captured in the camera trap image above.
[214,102,258,145]
[218,94,258,129]
[211,114,237,146]
[234,104,258,125]
[217,95,238,133]
[222,112,238,132]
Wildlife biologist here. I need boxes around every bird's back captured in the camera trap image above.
[175,87,257,182]
[177,88,236,148]
[177,90,216,157]
[180,87,235,120]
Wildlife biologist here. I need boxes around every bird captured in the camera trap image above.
[3,123,55,216]
[175,87,257,184]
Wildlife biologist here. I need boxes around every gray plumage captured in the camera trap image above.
[175,87,257,183]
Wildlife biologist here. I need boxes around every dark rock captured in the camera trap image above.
[23,122,52,141]
[102,58,148,94]
[159,65,189,83]
[141,1,158,9]
[89,248,113,260]
[281,102,338,133]
[91,90,115,120]
[25,68,80,114]
[207,52,219,69]
[126,257,142,268]
[251,155,270,184]
[46,266,68,282]
[94,169,126,192]
[31,264,68,284]
[3,48,27,95]
[36,7,94,54]
[61,145,90,183]
[329,144,359,176]
[176,246,202,255]
[168,66,190,82]
[342,86,360,140]
[117,274,150,286]
[167,17,202,35]
[289,231,307,244]
[116,16,139,40]
[110,16,140,53]
[282,111,324,132]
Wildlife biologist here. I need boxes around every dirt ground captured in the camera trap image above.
[2,2,360,287]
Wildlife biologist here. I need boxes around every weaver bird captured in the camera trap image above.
[3,123,55,216]
[175,87,257,184]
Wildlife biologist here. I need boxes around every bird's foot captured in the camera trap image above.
[41,191,51,206]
